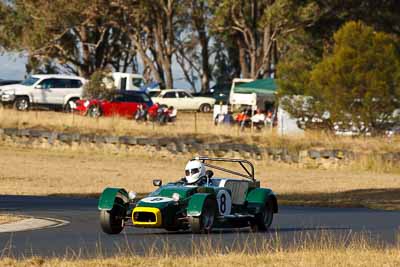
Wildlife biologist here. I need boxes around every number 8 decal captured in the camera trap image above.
[217,190,232,215]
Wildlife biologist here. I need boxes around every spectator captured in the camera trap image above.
[235,108,251,129]
[134,104,147,121]
[222,111,234,125]
[148,103,159,121]
[251,109,266,130]
[265,110,273,127]
[214,113,224,125]
[168,106,177,122]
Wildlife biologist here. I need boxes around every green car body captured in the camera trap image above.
[98,157,278,234]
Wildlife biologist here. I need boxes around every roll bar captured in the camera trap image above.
[192,156,255,181]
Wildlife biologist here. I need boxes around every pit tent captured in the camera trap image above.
[234,78,303,136]
[233,78,277,110]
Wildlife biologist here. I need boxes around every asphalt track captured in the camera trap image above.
[0,195,399,258]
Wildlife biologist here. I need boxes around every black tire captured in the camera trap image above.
[14,97,30,111]
[64,98,78,113]
[189,198,216,234]
[199,103,212,113]
[100,208,124,235]
[250,200,274,232]
[88,105,102,118]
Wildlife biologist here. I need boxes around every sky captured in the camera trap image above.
[0,53,27,80]
[0,53,193,89]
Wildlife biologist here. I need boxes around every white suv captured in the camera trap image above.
[0,74,86,111]
[152,89,216,112]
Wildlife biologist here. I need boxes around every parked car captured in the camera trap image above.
[74,90,153,118]
[193,83,231,105]
[98,157,278,234]
[152,89,216,112]
[0,74,86,111]
[148,88,161,97]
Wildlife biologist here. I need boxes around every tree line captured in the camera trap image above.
[1,0,400,133]
[0,0,398,91]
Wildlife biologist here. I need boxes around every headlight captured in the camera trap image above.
[83,100,90,107]
[1,91,15,101]
[128,191,137,201]
[172,193,180,202]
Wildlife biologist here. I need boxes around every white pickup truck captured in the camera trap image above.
[0,74,86,111]
[109,72,145,91]
[152,89,216,112]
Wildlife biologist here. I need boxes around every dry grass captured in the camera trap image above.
[0,233,399,266]
[0,108,399,153]
[0,145,398,209]
[1,250,398,267]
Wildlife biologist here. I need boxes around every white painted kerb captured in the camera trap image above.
[0,217,69,233]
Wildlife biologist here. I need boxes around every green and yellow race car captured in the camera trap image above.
[98,157,278,234]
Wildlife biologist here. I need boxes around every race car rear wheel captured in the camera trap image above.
[250,200,274,232]
[100,208,124,235]
[189,198,216,234]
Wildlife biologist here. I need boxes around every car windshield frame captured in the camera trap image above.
[21,76,40,86]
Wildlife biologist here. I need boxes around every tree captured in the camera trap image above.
[305,21,400,133]
[175,0,213,92]
[83,69,116,100]
[0,0,136,78]
[210,0,320,79]
[123,0,186,89]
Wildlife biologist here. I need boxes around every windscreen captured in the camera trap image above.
[21,76,40,86]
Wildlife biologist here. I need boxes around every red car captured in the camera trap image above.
[74,91,153,118]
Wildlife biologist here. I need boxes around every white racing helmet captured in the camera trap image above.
[185,160,206,184]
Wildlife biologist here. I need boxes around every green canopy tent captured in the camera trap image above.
[234,78,277,95]
[234,79,277,109]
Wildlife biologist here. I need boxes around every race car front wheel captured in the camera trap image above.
[251,200,274,232]
[100,209,124,234]
[189,198,216,234]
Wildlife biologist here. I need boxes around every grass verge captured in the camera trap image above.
[1,250,399,267]
[1,108,399,154]
[0,232,399,266]
[0,145,399,210]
